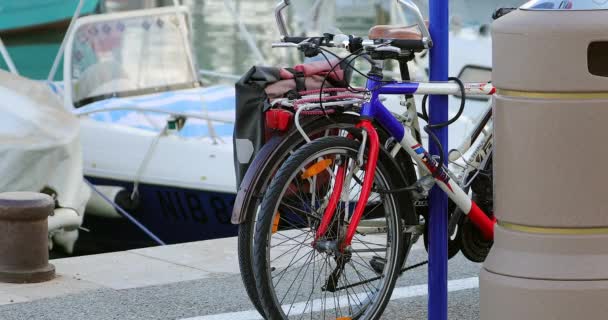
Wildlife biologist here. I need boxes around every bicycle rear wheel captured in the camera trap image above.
[253,136,416,319]
[237,115,361,316]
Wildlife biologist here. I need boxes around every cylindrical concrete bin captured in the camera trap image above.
[482,2,608,319]
[0,192,55,283]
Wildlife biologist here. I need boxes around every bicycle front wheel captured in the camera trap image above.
[237,114,362,316]
[253,136,415,319]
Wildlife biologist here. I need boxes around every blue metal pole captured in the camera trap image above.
[428,0,449,318]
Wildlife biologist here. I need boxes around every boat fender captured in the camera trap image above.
[115,189,141,213]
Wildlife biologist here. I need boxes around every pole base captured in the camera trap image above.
[0,263,55,284]
[480,268,608,320]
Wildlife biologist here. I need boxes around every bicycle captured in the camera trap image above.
[234,112,418,316]
[244,0,497,319]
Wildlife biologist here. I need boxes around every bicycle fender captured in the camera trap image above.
[231,135,284,224]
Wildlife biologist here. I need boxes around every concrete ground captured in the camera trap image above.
[0,237,481,320]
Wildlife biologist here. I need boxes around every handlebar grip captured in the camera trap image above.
[283,36,311,44]
[390,39,426,51]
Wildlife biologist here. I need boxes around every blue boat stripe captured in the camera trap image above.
[80,85,236,138]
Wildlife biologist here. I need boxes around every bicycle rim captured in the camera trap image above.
[257,138,403,319]
[238,116,362,316]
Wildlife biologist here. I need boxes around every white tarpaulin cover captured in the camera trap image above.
[0,70,89,252]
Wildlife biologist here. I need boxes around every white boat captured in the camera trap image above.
[58,6,239,247]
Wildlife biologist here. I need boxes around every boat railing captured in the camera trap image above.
[73,104,234,124]
[74,103,234,145]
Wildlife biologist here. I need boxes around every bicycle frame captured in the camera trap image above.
[315,76,496,250]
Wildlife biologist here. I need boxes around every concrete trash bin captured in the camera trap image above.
[481,2,608,319]
[0,192,55,283]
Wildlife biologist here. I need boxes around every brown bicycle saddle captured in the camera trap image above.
[368,22,429,40]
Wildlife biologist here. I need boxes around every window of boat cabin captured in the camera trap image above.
[70,11,197,107]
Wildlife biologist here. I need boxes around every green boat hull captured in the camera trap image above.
[0,0,99,80]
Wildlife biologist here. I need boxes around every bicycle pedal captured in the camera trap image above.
[404,224,423,235]
[410,176,435,199]
[369,256,386,274]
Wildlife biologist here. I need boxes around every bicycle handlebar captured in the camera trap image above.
[282,36,316,44]
[272,35,426,54]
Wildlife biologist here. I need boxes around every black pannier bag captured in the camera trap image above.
[233,59,352,185]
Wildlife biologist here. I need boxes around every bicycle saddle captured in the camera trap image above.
[368,22,429,41]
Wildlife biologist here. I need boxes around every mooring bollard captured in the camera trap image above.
[481,3,608,319]
[0,192,55,283]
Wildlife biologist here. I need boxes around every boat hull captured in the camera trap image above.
[85,176,238,247]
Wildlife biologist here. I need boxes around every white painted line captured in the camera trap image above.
[180,277,479,320]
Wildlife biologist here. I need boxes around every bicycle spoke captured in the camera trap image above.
[273,241,314,288]
[285,249,316,317]
[258,137,410,319]
[271,233,313,265]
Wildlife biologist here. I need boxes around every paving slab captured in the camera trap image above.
[0,290,28,306]
[0,274,100,305]
[130,237,240,275]
[0,237,239,306]
[51,250,212,290]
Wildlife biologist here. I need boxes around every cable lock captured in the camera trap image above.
[420,77,466,176]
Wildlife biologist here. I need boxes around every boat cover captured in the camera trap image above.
[0,70,90,216]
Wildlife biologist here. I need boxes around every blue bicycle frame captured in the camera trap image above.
[315,75,496,248]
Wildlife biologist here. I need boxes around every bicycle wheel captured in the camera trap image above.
[422,202,462,260]
[460,154,494,263]
[253,136,416,319]
[237,115,417,317]
[237,114,361,316]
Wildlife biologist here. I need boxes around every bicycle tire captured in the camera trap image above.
[253,136,416,319]
[460,155,494,263]
[422,203,462,260]
[237,114,362,316]
[237,115,417,316]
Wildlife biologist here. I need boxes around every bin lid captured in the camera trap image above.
[521,0,608,10]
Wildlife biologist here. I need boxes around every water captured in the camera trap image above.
[184,0,525,81]
[186,0,298,78]
[0,0,525,81]
[186,0,396,78]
